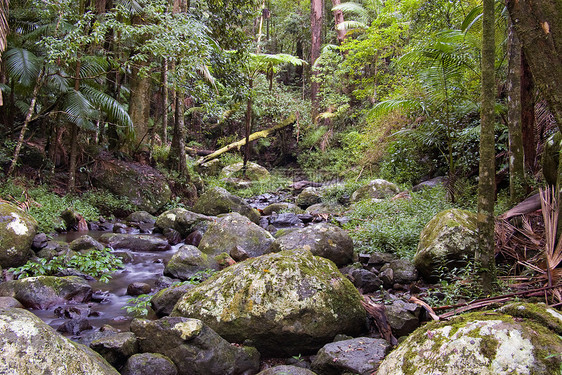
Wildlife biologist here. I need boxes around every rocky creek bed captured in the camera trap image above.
[1,178,562,374]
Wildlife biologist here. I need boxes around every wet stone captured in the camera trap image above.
[57,318,93,335]
[127,282,151,296]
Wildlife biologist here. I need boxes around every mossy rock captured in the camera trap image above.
[155,208,213,237]
[198,213,274,258]
[0,308,119,374]
[350,179,400,202]
[0,276,92,309]
[164,245,219,281]
[221,162,270,181]
[0,202,37,268]
[414,208,478,280]
[92,157,171,214]
[295,187,323,208]
[171,250,366,356]
[270,223,354,266]
[262,202,304,215]
[192,187,260,224]
[377,308,562,375]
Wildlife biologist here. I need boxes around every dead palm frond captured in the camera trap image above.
[539,186,562,287]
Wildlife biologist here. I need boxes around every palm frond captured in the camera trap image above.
[80,84,132,129]
[60,89,96,130]
[336,20,368,31]
[4,47,42,87]
[331,2,368,16]
[461,5,483,33]
[368,98,424,119]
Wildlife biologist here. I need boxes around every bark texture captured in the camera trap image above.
[310,0,323,118]
[507,0,562,129]
[128,63,151,153]
[476,0,497,293]
[507,21,526,203]
[331,0,346,45]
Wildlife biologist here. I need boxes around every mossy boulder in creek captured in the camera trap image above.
[99,233,170,252]
[155,208,213,237]
[0,276,92,309]
[0,201,37,268]
[350,179,400,202]
[192,187,261,224]
[414,208,478,280]
[171,250,366,356]
[0,307,119,374]
[130,317,260,375]
[221,161,270,181]
[198,213,274,258]
[92,157,172,214]
[164,245,219,281]
[377,306,562,375]
[271,223,354,266]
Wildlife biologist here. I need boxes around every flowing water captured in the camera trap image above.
[29,231,178,335]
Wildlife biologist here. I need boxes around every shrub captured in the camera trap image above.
[9,249,124,283]
[344,186,454,259]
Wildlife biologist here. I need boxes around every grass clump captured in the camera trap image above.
[344,186,454,259]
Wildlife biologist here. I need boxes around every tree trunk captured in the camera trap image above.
[310,0,323,119]
[128,63,151,154]
[520,52,536,172]
[243,78,253,173]
[507,0,562,130]
[68,61,82,194]
[507,20,526,204]
[331,0,346,45]
[169,92,187,177]
[161,58,168,144]
[476,0,497,293]
[0,0,8,107]
[7,69,44,176]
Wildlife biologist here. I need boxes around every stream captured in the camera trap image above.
[29,231,178,335]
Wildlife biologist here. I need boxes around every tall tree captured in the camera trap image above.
[310,0,323,118]
[507,20,526,203]
[507,0,562,130]
[0,0,8,106]
[476,0,496,293]
[331,0,346,45]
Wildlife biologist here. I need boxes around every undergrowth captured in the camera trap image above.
[9,249,124,283]
[344,186,455,259]
[0,179,134,233]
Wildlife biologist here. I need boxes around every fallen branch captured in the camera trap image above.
[361,296,398,346]
[409,296,439,321]
[432,283,562,319]
[195,114,296,165]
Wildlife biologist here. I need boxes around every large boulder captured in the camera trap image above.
[221,162,270,181]
[100,233,170,252]
[155,208,213,237]
[92,156,172,214]
[0,202,37,268]
[414,208,478,280]
[311,337,391,375]
[122,353,178,375]
[164,245,219,280]
[199,213,274,258]
[192,187,260,224]
[350,179,400,202]
[271,223,353,266]
[130,317,260,375]
[90,332,138,369]
[0,276,92,309]
[151,283,196,317]
[172,250,366,356]
[295,187,322,208]
[0,308,119,374]
[377,305,562,375]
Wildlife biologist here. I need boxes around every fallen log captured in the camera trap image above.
[195,114,296,165]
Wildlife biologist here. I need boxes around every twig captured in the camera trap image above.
[409,296,439,321]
